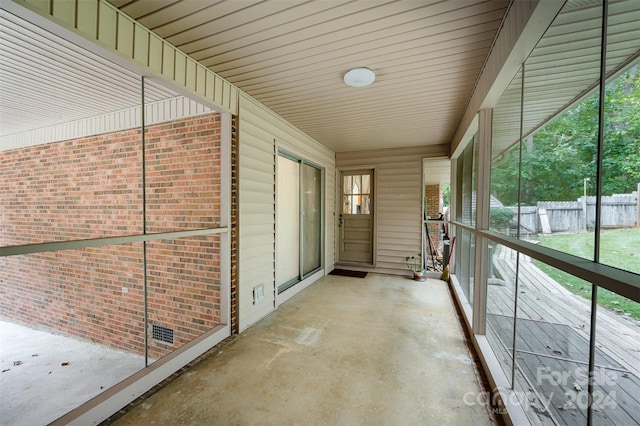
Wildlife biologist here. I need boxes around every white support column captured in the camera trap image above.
[219,112,232,328]
[472,108,493,335]
[449,159,458,274]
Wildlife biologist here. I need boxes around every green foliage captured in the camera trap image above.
[489,207,514,230]
[442,183,450,207]
[535,261,640,321]
[491,63,640,205]
[534,228,640,320]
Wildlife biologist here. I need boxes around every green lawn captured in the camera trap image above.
[534,228,640,320]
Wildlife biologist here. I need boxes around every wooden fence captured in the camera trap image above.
[509,188,639,234]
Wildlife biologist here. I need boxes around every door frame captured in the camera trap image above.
[275,148,326,307]
[336,166,377,268]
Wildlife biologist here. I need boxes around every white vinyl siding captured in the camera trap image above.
[1,96,214,150]
[18,0,239,115]
[238,93,335,331]
[336,145,448,275]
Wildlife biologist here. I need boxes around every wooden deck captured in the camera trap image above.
[486,246,640,425]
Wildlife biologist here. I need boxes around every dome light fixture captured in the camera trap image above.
[343,67,375,87]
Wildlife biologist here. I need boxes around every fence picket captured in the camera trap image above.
[505,191,638,233]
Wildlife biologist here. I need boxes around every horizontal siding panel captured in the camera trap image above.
[239,191,275,206]
[238,93,335,330]
[377,193,421,202]
[241,96,334,166]
[377,242,422,252]
[240,181,274,198]
[240,131,273,155]
[239,231,274,246]
[239,93,277,330]
[239,165,274,182]
[237,252,273,270]
[239,203,274,216]
[239,150,274,171]
[241,213,275,226]
[377,221,423,230]
[377,211,418,221]
[239,302,274,332]
[239,247,274,264]
[336,147,439,274]
[239,162,275,181]
[378,231,421,240]
[240,120,277,147]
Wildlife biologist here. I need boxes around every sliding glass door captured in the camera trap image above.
[277,154,323,293]
[302,163,322,275]
[276,156,300,287]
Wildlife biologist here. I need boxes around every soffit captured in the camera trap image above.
[107,0,511,152]
[0,8,179,140]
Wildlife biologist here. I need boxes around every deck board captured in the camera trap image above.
[484,246,640,425]
[488,314,640,425]
[490,247,640,374]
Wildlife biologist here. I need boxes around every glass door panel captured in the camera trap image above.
[302,164,322,276]
[339,170,373,264]
[276,156,300,287]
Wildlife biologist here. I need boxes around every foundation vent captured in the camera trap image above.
[151,324,174,345]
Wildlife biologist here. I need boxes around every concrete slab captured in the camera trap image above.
[112,274,494,425]
[0,320,145,426]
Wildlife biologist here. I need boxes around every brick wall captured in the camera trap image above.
[230,114,239,334]
[0,113,223,358]
[425,184,442,257]
[1,130,143,244]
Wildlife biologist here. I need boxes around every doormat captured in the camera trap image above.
[329,269,368,278]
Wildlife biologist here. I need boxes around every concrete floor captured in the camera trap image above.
[0,320,145,426]
[112,274,495,426]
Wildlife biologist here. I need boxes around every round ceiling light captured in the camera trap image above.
[343,67,375,87]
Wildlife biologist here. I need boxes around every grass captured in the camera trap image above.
[533,228,640,321]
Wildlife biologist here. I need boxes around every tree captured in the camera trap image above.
[491,63,640,205]
[442,183,450,206]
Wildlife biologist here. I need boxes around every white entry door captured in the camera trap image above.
[339,170,373,264]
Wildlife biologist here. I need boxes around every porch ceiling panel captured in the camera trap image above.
[0,8,179,140]
[108,0,511,153]
[4,0,637,156]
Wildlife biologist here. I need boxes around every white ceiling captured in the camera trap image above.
[0,8,180,140]
[1,0,638,156]
[105,0,511,152]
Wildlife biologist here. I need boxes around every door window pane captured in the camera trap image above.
[342,173,371,214]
